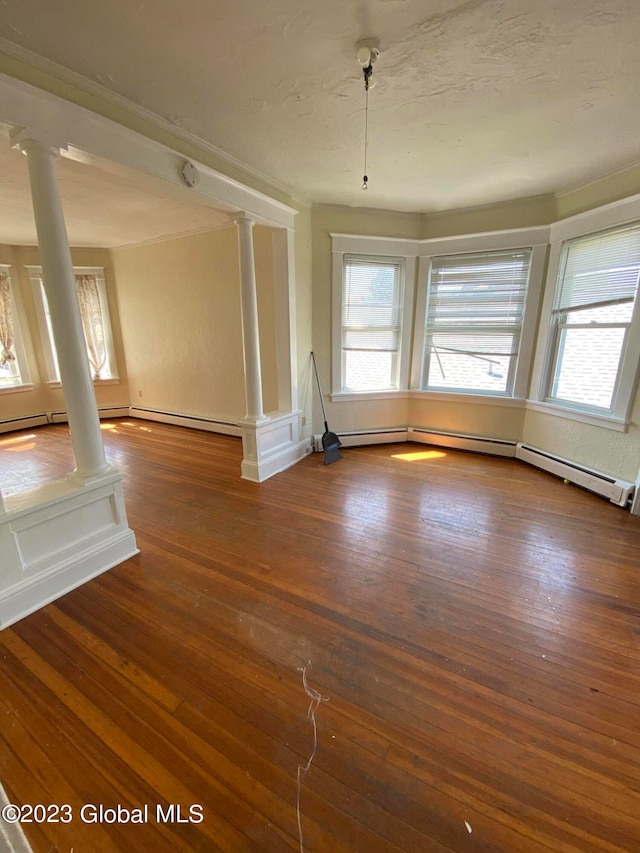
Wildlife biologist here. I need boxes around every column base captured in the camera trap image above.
[238,414,271,426]
[239,411,311,483]
[66,465,119,487]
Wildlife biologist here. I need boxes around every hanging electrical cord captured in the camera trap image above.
[355,39,380,191]
[362,62,372,190]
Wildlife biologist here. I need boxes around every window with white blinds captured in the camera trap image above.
[422,248,532,395]
[342,254,404,391]
[546,223,640,412]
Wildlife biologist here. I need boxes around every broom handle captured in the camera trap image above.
[310,352,329,428]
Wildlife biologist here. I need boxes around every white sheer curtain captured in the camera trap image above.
[75,274,107,379]
[0,273,16,368]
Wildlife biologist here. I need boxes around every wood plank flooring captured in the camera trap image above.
[1,419,639,852]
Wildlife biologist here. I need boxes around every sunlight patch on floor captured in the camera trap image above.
[0,433,36,447]
[391,449,447,462]
[120,421,153,432]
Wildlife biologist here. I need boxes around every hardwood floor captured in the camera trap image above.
[1,419,639,852]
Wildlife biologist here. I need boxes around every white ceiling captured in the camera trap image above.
[0,125,230,247]
[1,0,640,239]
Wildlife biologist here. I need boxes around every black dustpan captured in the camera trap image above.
[310,352,342,465]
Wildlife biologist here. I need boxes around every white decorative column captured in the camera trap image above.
[235,214,269,425]
[272,227,298,414]
[233,216,310,483]
[0,129,138,631]
[12,130,109,480]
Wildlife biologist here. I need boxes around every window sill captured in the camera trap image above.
[409,390,525,407]
[525,400,628,432]
[330,389,525,407]
[47,377,120,388]
[331,390,410,402]
[0,383,34,395]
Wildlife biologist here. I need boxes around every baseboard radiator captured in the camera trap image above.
[50,406,130,424]
[0,408,129,434]
[516,442,634,507]
[129,406,241,437]
[408,428,517,457]
[312,426,515,456]
[313,427,407,453]
[0,413,49,434]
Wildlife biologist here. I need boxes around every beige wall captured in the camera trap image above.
[113,227,243,421]
[112,224,281,423]
[422,194,556,239]
[313,194,640,484]
[408,398,525,442]
[0,244,129,422]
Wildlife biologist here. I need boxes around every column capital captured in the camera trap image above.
[233,213,256,228]
[9,126,68,158]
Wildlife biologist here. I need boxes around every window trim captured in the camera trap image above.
[533,207,640,426]
[27,265,120,384]
[410,232,548,399]
[0,264,32,390]
[331,234,416,395]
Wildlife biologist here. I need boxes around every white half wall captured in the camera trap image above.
[0,472,138,629]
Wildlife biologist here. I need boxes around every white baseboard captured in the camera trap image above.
[128,406,241,437]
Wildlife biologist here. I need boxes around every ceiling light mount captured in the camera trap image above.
[355,38,381,68]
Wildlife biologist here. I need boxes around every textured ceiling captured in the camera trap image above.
[0,127,229,247]
[1,0,640,215]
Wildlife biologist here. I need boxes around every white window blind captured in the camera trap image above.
[342,255,403,391]
[547,223,640,411]
[423,248,532,395]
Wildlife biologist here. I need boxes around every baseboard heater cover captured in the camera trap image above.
[313,428,407,452]
[516,442,634,507]
[129,406,241,437]
[408,428,517,458]
[0,413,49,434]
[50,407,130,424]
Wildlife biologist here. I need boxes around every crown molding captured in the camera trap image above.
[0,37,311,209]
[0,70,298,229]
[109,220,234,252]
[555,154,640,200]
